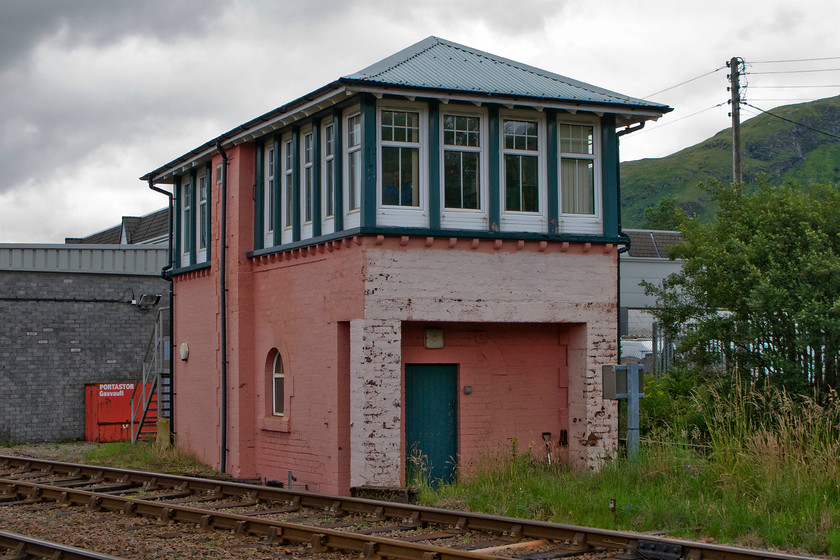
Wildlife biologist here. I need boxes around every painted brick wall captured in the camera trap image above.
[362,237,618,472]
[0,271,169,444]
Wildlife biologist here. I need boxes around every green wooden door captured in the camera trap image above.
[405,364,457,486]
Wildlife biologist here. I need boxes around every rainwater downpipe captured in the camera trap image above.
[148,178,175,443]
[614,123,644,368]
[216,140,229,474]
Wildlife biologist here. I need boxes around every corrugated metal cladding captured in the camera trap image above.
[0,244,169,275]
[344,36,667,109]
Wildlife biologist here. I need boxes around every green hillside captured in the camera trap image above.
[620,95,840,227]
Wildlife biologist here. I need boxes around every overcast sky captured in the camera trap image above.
[1,0,838,243]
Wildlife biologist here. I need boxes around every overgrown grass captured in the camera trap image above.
[419,380,840,556]
[82,440,218,477]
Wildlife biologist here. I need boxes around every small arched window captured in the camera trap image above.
[272,353,285,416]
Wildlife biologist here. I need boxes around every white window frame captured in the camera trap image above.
[321,120,335,235]
[281,133,294,245]
[196,170,209,263]
[439,106,488,230]
[499,110,548,233]
[272,353,285,416]
[558,116,603,235]
[300,126,314,240]
[343,107,362,229]
[263,142,276,248]
[180,175,192,267]
[376,100,429,228]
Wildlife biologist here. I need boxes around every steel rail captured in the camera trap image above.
[0,455,822,560]
[0,478,495,560]
[0,529,126,560]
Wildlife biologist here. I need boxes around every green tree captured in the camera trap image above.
[642,196,688,230]
[646,181,840,395]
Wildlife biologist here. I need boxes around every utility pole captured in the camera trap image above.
[728,57,743,183]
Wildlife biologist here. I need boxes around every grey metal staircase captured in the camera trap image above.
[130,307,171,443]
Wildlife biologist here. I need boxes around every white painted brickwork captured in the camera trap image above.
[352,243,618,482]
[349,318,403,488]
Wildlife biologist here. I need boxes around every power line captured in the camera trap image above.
[748,68,840,75]
[631,102,727,135]
[742,102,840,141]
[749,56,840,64]
[749,84,840,88]
[641,66,726,99]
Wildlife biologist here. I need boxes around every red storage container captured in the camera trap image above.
[84,383,151,442]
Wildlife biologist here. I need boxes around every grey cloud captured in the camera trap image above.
[0,0,227,73]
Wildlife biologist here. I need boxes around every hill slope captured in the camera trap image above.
[620,95,840,227]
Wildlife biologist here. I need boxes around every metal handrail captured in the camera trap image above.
[130,307,170,442]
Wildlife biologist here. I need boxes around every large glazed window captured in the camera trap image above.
[503,119,539,213]
[346,113,362,212]
[197,171,209,262]
[263,143,276,247]
[281,135,294,244]
[559,123,596,215]
[381,110,420,207]
[443,114,480,210]
[180,176,191,266]
[301,128,314,239]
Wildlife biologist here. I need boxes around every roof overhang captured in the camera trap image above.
[141,82,350,184]
[142,80,671,184]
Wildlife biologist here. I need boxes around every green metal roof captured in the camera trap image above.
[342,36,669,112]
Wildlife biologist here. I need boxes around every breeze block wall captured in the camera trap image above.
[0,269,169,444]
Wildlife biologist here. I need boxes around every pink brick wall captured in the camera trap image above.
[171,148,619,491]
[402,323,571,474]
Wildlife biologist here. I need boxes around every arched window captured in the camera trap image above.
[272,353,285,416]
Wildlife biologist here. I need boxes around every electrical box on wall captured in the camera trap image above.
[602,365,644,400]
[424,328,444,349]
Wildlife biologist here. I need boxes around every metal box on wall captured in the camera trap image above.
[85,383,151,442]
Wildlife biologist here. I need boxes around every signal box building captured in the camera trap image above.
[142,37,670,494]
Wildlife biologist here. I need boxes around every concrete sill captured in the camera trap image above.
[257,416,290,433]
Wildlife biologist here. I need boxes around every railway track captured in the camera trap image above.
[0,455,820,560]
[0,529,124,559]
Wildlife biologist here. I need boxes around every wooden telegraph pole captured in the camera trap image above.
[728,57,743,183]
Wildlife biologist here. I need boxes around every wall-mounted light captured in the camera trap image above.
[133,294,161,310]
[179,342,189,362]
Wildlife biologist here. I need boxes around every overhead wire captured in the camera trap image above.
[641,66,726,99]
[742,102,840,141]
[629,102,728,135]
[749,56,840,64]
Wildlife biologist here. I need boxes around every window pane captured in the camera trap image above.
[325,160,334,217]
[504,119,538,152]
[285,174,293,225]
[505,154,538,212]
[348,115,361,147]
[444,151,479,209]
[325,124,334,156]
[382,110,419,144]
[561,159,595,214]
[382,146,419,206]
[304,169,312,222]
[560,124,594,154]
[504,155,520,211]
[273,375,284,415]
[444,115,480,147]
[521,156,538,212]
[349,150,361,210]
[199,207,207,249]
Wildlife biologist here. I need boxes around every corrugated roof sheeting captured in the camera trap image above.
[623,229,682,259]
[0,244,169,275]
[344,37,668,110]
